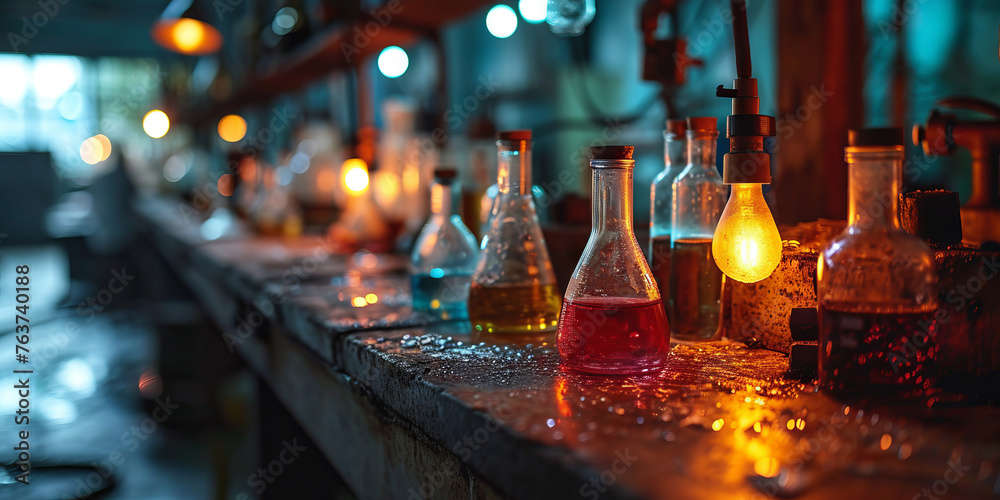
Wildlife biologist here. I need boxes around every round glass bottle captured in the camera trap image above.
[410,168,480,320]
[670,117,727,340]
[468,131,561,337]
[817,128,939,398]
[649,119,688,329]
[558,146,670,375]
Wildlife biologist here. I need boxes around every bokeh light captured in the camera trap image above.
[377,46,409,78]
[518,0,546,24]
[343,158,369,193]
[171,18,205,54]
[143,109,170,138]
[79,135,111,165]
[217,114,247,142]
[487,5,518,38]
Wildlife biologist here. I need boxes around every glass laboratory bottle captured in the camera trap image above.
[558,146,670,375]
[649,119,688,329]
[670,117,727,340]
[467,131,561,336]
[817,128,939,398]
[410,169,480,321]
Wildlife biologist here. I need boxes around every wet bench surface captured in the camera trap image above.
[136,196,1000,500]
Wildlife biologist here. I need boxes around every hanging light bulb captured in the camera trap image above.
[151,0,222,55]
[711,0,781,284]
[712,183,781,283]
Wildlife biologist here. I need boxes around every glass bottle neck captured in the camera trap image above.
[430,182,454,218]
[497,140,531,196]
[846,149,902,230]
[591,165,633,234]
[686,131,718,170]
[664,132,687,172]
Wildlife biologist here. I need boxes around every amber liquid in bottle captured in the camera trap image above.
[648,235,673,325]
[670,238,722,340]
[468,283,562,334]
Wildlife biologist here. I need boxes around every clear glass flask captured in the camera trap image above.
[670,117,727,340]
[468,131,562,336]
[649,119,688,329]
[817,128,939,398]
[410,168,480,320]
[558,146,670,374]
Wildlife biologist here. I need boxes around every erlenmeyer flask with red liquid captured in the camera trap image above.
[557,146,671,374]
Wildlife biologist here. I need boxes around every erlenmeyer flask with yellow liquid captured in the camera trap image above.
[467,130,561,339]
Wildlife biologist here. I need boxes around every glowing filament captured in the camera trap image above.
[712,183,782,283]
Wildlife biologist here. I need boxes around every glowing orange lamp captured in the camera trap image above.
[151,0,222,55]
[711,0,782,283]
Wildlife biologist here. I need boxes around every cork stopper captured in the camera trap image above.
[590,145,634,160]
[498,130,532,141]
[687,117,718,132]
[666,119,687,136]
[849,127,903,147]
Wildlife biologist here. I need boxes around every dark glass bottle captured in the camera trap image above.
[817,128,939,398]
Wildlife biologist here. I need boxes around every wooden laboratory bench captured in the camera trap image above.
[134,196,1000,500]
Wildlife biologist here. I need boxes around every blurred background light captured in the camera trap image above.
[272,7,299,35]
[342,158,369,193]
[518,0,547,24]
[218,114,247,142]
[377,46,409,78]
[487,5,518,38]
[143,109,170,138]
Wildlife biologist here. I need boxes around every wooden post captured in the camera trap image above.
[775,0,866,224]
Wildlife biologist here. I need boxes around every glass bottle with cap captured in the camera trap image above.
[468,130,561,337]
[480,130,550,239]
[817,128,939,398]
[649,119,688,329]
[558,145,670,374]
[410,168,480,320]
[670,117,727,340]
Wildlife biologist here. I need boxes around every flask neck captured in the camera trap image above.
[686,131,719,170]
[664,132,687,172]
[591,166,633,234]
[845,148,902,230]
[430,181,454,219]
[497,140,531,196]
